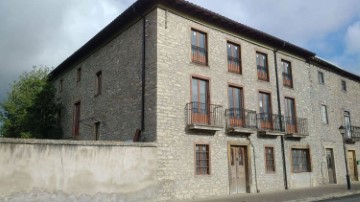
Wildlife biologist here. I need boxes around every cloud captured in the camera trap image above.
[0,0,135,102]
[345,21,360,54]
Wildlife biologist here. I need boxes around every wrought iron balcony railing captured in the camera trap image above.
[185,102,223,127]
[345,126,360,141]
[284,117,308,136]
[257,65,269,81]
[225,108,257,129]
[228,56,241,73]
[191,45,208,65]
[257,113,285,132]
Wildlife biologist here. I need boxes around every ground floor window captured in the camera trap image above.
[292,148,311,172]
[265,147,275,172]
[195,144,210,175]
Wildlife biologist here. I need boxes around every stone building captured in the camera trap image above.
[50,0,360,200]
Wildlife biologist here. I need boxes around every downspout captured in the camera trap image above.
[274,42,288,190]
[247,137,259,193]
[132,5,146,133]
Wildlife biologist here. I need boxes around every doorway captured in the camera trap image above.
[347,150,358,181]
[326,148,337,184]
[229,145,249,194]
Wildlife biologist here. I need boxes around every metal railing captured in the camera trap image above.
[191,45,207,65]
[282,73,293,87]
[228,56,241,73]
[345,126,360,141]
[185,102,223,127]
[257,113,285,132]
[284,117,308,135]
[257,65,269,81]
[225,108,257,129]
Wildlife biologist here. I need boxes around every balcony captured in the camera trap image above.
[344,126,360,143]
[191,45,207,65]
[256,113,285,136]
[225,108,257,134]
[185,102,223,131]
[284,117,309,138]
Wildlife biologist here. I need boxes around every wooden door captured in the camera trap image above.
[347,150,358,181]
[229,146,248,194]
[326,148,336,184]
[259,92,272,130]
[191,78,209,124]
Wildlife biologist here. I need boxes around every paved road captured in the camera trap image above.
[319,194,360,202]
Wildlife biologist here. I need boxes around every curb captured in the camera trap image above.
[287,190,360,202]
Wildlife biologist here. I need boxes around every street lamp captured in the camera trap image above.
[339,125,351,190]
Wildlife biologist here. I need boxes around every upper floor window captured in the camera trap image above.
[195,144,210,175]
[321,104,328,124]
[282,60,293,88]
[191,77,209,125]
[285,97,297,133]
[341,80,347,92]
[344,111,351,138]
[95,71,102,96]
[77,68,81,82]
[256,52,269,81]
[227,42,241,74]
[59,79,63,92]
[318,71,325,84]
[191,29,207,65]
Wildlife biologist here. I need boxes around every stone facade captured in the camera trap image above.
[50,1,360,201]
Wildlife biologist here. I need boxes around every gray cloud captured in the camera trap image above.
[0,0,359,105]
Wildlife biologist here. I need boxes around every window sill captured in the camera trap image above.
[191,61,209,67]
[265,171,276,174]
[257,79,270,82]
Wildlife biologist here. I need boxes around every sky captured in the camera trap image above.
[0,0,360,104]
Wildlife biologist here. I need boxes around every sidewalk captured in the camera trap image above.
[184,183,360,202]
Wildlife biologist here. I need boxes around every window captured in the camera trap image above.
[282,60,293,88]
[227,42,241,73]
[258,92,272,130]
[341,80,347,92]
[95,71,102,95]
[292,148,311,172]
[285,97,297,133]
[228,86,244,127]
[256,52,269,81]
[195,144,210,175]
[59,79,63,92]
[321,105,328,124]
[73,102,81,136]
[77,68,81,82]
[265,147,275,172]
[191,77,209,124]
[344,111,351,138]
[191,29,207,65]
[94,122,100,140]
[318,71,324,84]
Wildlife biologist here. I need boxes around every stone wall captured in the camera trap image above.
[52,9,158,142]
[0,138,158,201]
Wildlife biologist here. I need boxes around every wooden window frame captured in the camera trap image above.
[194,143,211,175]
[191,28,208,66]
[256,52,269,81]
[73,101,81,137]
[282,60,293,88]
[95,71,102,96]
[321,104,329,124]
[341,80,347,92]
[291,147,312,173]
[77,67,81,82]
[264,146,276,173]
[227,41,242,74]
[59,79,63,92]
[318,71,325,84]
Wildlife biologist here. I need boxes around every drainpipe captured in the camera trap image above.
[247,137,259,193]
[132,5,146,133]
[273,42,288,190]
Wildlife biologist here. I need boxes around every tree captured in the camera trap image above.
[0,66,62,139]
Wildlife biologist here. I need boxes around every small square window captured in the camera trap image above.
[341,80,347,92]
[318,71,324,84]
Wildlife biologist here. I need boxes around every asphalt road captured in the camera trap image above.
[320,194,360,202]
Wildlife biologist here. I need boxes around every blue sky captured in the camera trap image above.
[0,0,359,105]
